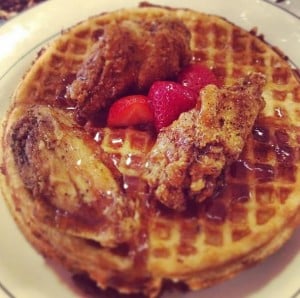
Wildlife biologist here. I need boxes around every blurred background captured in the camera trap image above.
[0,0,299,22]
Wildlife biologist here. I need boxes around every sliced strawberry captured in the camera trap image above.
[177,64,219,93]
[107,95,154,127]
[148,81,197,131]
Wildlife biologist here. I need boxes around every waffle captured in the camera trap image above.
[1,4,300,298]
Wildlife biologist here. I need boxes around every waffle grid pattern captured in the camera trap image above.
[2,6,300,296]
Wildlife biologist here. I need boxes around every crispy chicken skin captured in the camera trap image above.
[67,17,191,121]
[145,73,266,211]
[9,105,139,247]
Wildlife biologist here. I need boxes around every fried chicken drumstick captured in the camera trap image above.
[145,73,266,211]
[67,17,191,121]
[9,105,139,247]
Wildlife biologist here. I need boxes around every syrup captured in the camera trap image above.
[55,73,76,107]
[204,200,227,223]
[231,184,250,203]
[230,159,252,178]
[275,129,289,145]
[252,125,269,143]
[274,107,286,118]
[123,175,149,197]
[73,273,146,298]
[275,144,294,163]
[229,159,275,182]
[55,71,297,268]
[254,163,275,182]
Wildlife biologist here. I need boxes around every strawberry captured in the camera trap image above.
[107,95,154,127]
[148,81,197,131]
[177,64,219,93]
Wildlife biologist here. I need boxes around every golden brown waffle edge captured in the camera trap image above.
[1,5,300,298]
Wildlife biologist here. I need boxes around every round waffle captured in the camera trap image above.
[1,4,300,298]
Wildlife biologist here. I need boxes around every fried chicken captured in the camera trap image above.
[145,73,266,211]
[67,17,191,121]
[9,105,138,247]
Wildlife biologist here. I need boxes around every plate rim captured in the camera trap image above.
[0,1,299,298]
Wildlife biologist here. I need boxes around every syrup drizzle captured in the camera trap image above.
[44,71,298,295]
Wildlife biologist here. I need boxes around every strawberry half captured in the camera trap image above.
[148,81,197,131]
[107,95,154,127]
[177,64,219,93]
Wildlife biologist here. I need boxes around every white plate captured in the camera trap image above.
[0,1,299,298]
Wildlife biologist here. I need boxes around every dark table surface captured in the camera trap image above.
[0,0,299,23]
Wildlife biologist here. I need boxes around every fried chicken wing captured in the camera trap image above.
[9,105,138,247]
[67,17,191,120]
[145,73,266,211]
